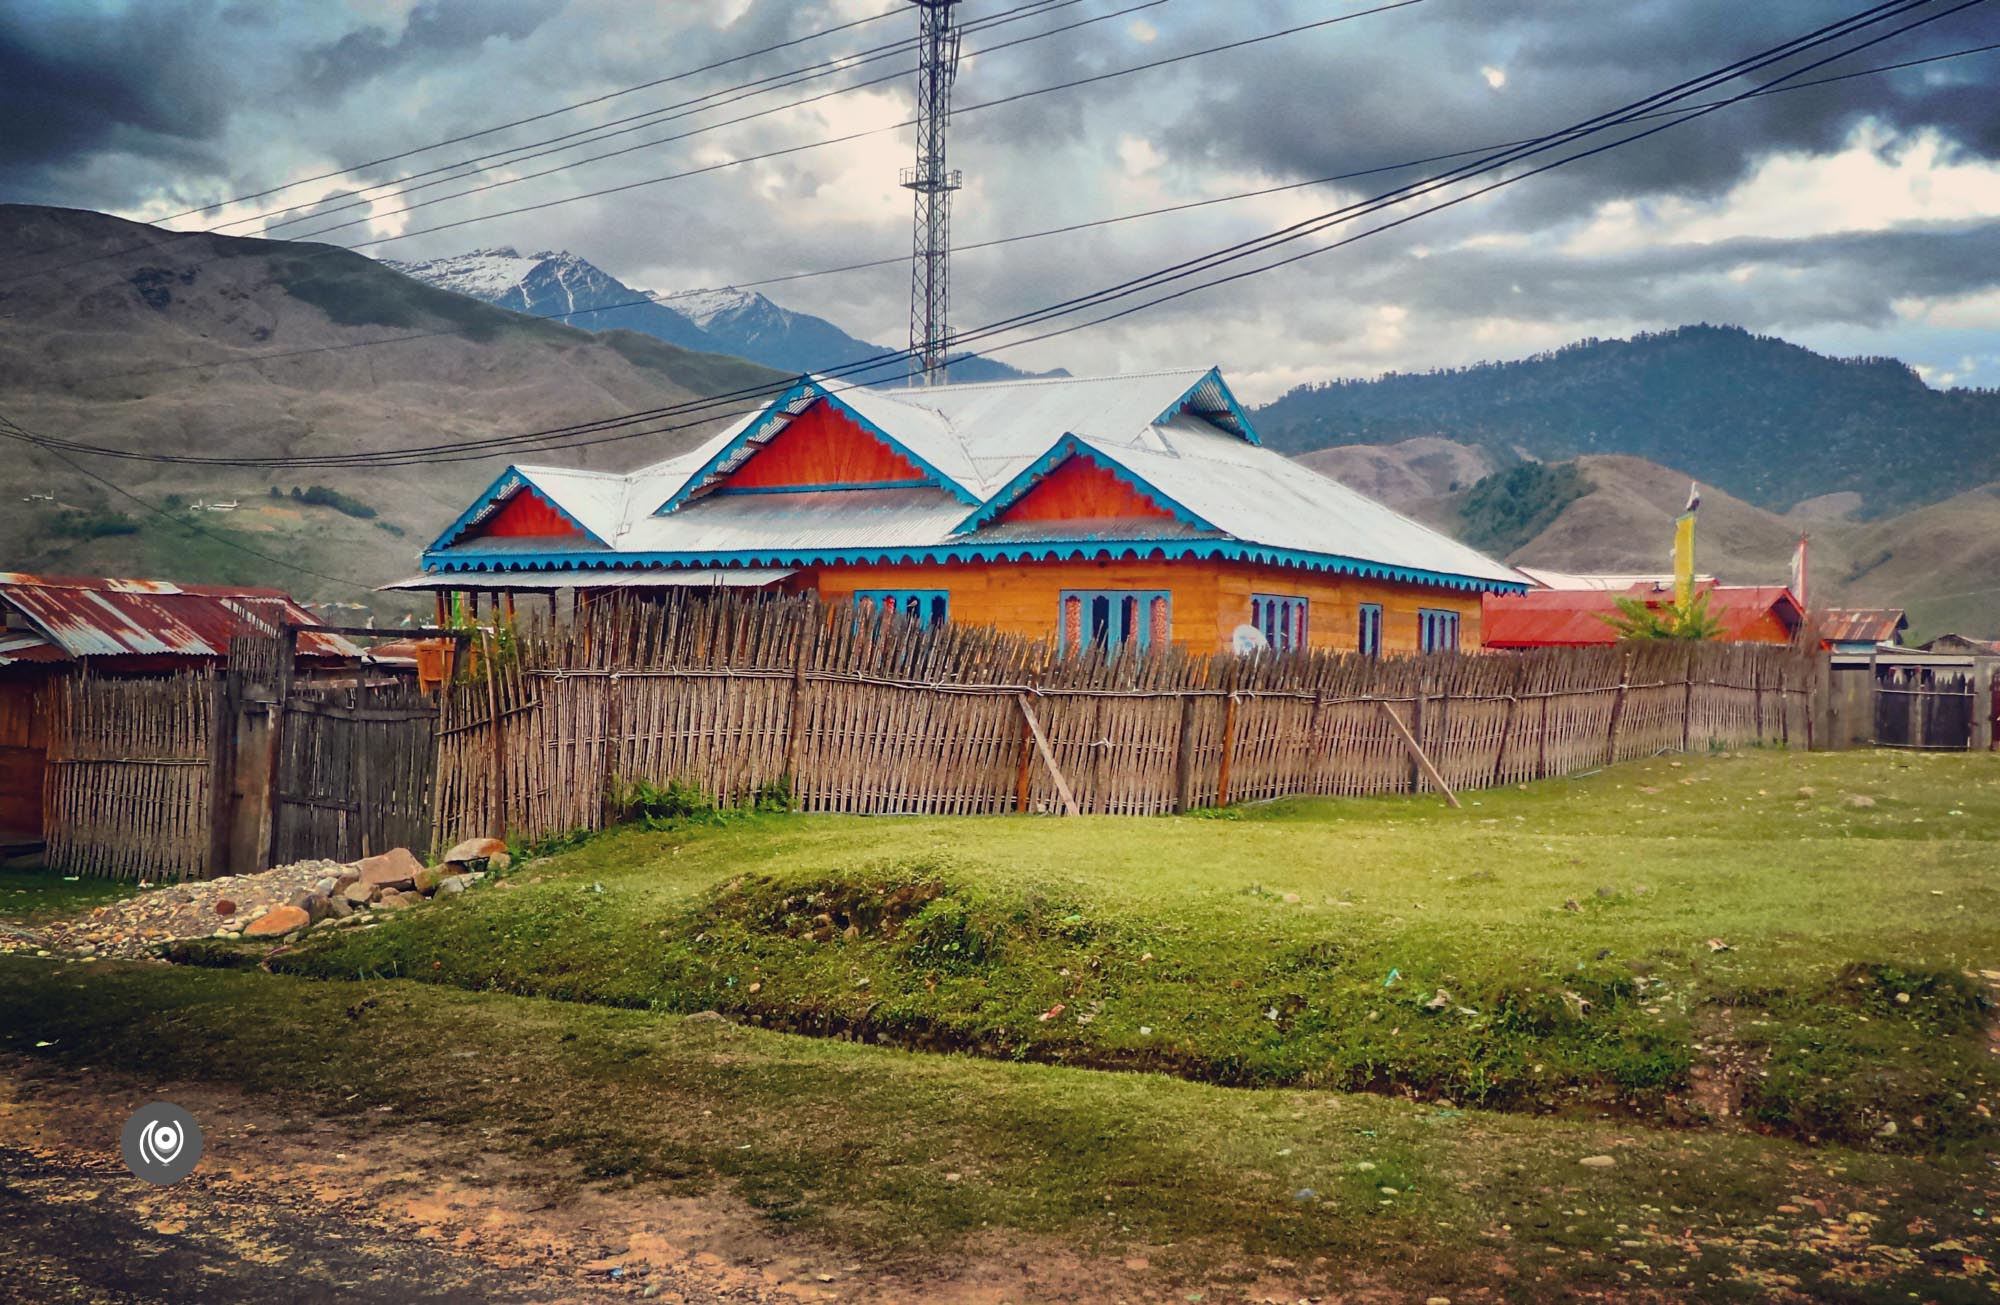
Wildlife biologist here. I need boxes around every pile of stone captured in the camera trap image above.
[24,838,509,960]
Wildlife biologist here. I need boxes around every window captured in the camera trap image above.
[1418,607,1460,653]
[854,589,949,627]
[1060,590,1170,654]
[1250,594,1308,652]
[1357,603,1383,657]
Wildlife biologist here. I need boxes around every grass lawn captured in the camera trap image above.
[0,865,144,928]
[259,748,2000,1151]
[9,747,1997,1298]
[3,959,1995,1301]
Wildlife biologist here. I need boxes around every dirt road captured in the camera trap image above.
[0,1060,831,1304]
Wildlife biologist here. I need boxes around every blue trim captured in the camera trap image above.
[1154,366,1264,446]
[950,434,1219,536]
[425,466,609,552]
[653,378,978,515]
[420,539,1530,594]
[1060,589,1170,655]
[1418,607,1462,653]
[711,479,933,496]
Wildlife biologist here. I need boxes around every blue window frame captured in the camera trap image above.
[1418,607,1460,653]
[855,589,949,627]
[1358,603,1383,657]
[1250,594,1308,652]
[1060,590,1170,654]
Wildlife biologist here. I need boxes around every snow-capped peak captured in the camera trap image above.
[383,248,592,301]
[656,286,763,330]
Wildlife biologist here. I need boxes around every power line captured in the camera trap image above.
[0,0,1094,289]
[7,0,1972,474]
[278,0,1155,246]
[248,0,1086,241]
[309,0,1431,254]
[0,0,912,263]
[0,410,376,591]
[41,38,1999,391]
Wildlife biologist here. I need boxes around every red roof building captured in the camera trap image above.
[1481,582,1804,649]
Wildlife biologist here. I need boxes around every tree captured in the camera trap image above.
[1601,589,1725,641]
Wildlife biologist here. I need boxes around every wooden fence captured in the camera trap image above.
[41,671,214,881]
[432,593,1823,847]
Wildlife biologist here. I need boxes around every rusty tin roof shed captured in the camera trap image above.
[0,572,359,664]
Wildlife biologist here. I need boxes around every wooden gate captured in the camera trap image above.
[1874,666,1975,750]
[273,680,438,864]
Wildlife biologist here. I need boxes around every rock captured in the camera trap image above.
[356,848,423,891]
[214,899,237,917]
[314,877,338,896]
[435,876,467,896]
[244,905,309,937]
[1579,1155,1616,1169]
[484,850,511,874]
[686,1010,727,1024]
[342,880,376,906]
[441,836,508,865]
[302,893,333,923]
[374,891,413,911]
[326,894,353,919]
[1595,885,1616,899]
[288,889,314,910]
[334,870,360,891]
[413,866,446,896]
[1291,1187,1318,1203]
[1844,794,1876,809]
[1797,786,1818,799]
[1877,1120,1898,1138]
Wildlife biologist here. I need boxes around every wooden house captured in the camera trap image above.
[408,369,1526,653]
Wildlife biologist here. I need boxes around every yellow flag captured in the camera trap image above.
[1673,511,1695,608]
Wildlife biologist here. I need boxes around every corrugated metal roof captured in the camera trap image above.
[1818,608,1907,645]
[424,368,1526,591]
[380,568,794,591]
[1482,584,1802,647]
[0,572,359,661]
[0,629,66,666]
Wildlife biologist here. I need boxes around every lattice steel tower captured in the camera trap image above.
[901,0,963,387]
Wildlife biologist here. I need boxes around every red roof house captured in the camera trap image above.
[1481,582,1804,649]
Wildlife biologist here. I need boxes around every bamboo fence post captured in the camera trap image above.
[1681,654,1696,752]
[1378,700,1460,808]
[1605,652,1632,764]
[1489,659,1524,787]
[1216,691,1239,807]
[1173,692,1197,814]
[481,629,508,835]
[1015,694,1078,816]
[782,616,816,785]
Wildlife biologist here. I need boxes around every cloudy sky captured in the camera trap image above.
[5,0,2000,400]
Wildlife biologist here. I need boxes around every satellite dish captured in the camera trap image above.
[1232,624,1269,656]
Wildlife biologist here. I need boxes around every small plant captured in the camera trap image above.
[1601,588,1724,641]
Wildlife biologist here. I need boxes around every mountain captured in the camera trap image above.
[1341,443,2000,639]
[1254,325,2000,517]
[0,206,781,606]
[383,248,1054,385]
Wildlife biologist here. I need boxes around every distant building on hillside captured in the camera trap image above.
[1816,608,1907,655]
[1920,633,2000,657]
[402,369,1528,655]
[1481,581,1804,648]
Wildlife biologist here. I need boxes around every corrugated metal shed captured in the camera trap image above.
[0,573,359,662]
[1817,608,1907,647]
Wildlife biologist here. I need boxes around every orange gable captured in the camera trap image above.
[723,400,929,491]
[467,488,585,541]
[993,455,1175,524]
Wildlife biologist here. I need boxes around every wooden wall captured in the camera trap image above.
[793,557,1486,655]
[0,674,49,839]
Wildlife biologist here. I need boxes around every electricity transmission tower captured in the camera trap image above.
[901,0,963,387]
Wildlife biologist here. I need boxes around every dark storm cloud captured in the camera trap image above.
[1165,0,2000,226]
[0,2,242,174]
[300,0,565,97]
